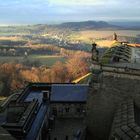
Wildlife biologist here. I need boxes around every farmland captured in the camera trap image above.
[68,30,140,45]
[0,55,66,67]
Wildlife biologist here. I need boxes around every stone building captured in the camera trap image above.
[0,83,89,140]
[49,84,88,140]
[50,84,88,118]
[0,83,50,140]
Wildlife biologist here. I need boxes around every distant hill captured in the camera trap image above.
[124,26,140,30]
[0,20,139,36]
[109,21,140,29]
[51,21,121,31]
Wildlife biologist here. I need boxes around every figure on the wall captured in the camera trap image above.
[91,43,99,62]
[113,32,118,41]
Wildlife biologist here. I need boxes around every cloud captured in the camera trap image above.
[0,0,140,24]
[48,0,113,6]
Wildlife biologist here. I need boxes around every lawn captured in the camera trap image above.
[29,55,67,66]
[0,55,67,67]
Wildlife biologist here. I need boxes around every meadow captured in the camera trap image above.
[0,55,66,67]
[68,30,140,45]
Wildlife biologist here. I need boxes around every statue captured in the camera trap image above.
[113,32,118,41]
[91,43,99,62]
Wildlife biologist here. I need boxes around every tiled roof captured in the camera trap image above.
[110,100,140,140]
[50,84,88,103]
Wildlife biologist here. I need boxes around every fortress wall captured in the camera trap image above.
[87,75,140,140]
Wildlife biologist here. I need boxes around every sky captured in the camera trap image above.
[0,0,140,25]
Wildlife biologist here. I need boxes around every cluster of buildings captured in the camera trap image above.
[0,83,89,140]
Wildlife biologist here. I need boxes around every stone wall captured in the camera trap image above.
[50,103,86,118]
[87,74,140,140]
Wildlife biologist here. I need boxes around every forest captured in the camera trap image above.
[0,52,90,96]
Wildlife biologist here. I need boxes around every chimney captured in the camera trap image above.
[42,90,50,102]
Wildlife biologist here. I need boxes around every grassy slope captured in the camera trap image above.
[0,55,66,67]
[30,55,66,66]
[68,30,140,46]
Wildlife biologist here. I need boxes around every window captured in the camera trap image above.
[77,108,81,113]
[65,107,70,113]
[59,108,63,114]
[52,107,57,115]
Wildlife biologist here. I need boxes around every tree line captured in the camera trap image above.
[0,53,89,96]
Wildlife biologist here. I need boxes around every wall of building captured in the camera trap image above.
[87,74,140,140]
[50,103,86,118]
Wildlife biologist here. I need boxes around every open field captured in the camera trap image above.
[0,36,22,41]
[68,30,140,43]
[30,55,66,66]
[1,29,140,48]
[0,55,66,67]
[79,30,140,38]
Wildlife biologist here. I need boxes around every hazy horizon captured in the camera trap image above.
[0,20,140,27]
[0,0,140,25]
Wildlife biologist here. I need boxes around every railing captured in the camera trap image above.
[0,93,20,111]
[72,73,92,84]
